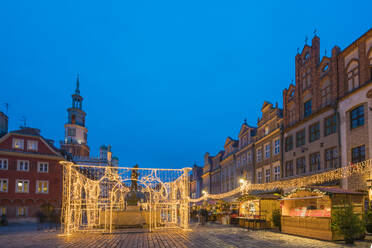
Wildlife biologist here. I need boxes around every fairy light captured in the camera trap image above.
[189,159,371,203]
[60,161,191,234]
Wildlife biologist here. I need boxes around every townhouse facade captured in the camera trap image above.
[0,123,64,222]
[338,30,372,191]
[254,102,283,184]
[196,28,372,198]
[282,35,340,183]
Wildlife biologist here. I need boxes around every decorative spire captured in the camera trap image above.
[313,28,317,37]
[244,118,247,125]
[305,36,308,45]
[75,73,80,94]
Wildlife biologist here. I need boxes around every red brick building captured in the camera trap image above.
[0,126,64,222]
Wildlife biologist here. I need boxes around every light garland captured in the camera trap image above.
[189,159,371,203]
[60,161,191,234]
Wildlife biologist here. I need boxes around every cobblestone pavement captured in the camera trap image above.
[0,223,371,248]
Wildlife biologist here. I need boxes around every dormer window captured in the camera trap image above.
[27,140,38,151]
[289,90,295,98]
[322,64,329,72]
[13,138,24,149]
[303,53,310,64]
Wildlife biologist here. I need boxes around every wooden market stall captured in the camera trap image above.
[237,193,281,229]
[281,187,365,241]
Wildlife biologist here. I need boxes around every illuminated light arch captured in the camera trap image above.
[60,161,191,235]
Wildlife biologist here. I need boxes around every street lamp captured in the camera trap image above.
[239,178,245,184]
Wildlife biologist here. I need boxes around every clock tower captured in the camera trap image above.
[60,74,90,157]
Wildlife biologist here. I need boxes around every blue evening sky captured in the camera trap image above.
[0,1,371,169]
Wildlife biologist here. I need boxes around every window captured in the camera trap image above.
[274,139,280,155]
[324,114,337,136]
[296,129,305,147]
[12,138,24,149]
[17,160,29,171]
[0,159,8,170]
[274,166,280,181]
[265,144,271,159]
[67,128,76,136]
[325,147,338,169]
[0,207,6,216]
[0,179,8,192]
[242,155,246,165]
[37,162,49,173]
[257,171,262,184]
[351,145,365,163]
[265,169,271,183]
[36,180,48,194]
[27,140,38,151]
[17,207,27,217]
[256,149,262,162]
[320,81,331,107]
[247,152,252,163]
[237,158,240,168]
[296,157,306,175]
[15,180,29,193]
[350,105,364,129]
[309,122,320,142]
[264,126,269,135]
[285,136,293,152]
[285,161,293,177]
[309,152,321,172]
[304,100,312,117]
[347,61,359,91]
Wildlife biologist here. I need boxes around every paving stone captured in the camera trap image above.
[0,223,371,248]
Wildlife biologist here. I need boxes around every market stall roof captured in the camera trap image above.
[309,186,365,195]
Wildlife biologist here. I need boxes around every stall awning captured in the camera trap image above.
[281,196,324,201]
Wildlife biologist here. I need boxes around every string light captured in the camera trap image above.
[189,159,371,203]
[60,161,191,234]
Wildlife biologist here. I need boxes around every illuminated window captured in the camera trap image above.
[17,160,29,171]
[12,138,24,149]
[36,180,48,194]
[27,140,38,151]
[17,207,27,217]
[15,179,29,193]
[0,179,8,192]
[0,159,8,170]
[37,162,49,173]
[0,207,6,216]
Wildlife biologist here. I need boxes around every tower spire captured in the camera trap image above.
[75,73,80,94]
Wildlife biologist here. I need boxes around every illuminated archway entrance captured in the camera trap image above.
[60,162,190,234]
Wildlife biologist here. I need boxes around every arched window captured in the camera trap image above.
[368,49,372,80]
[346,60,359,91]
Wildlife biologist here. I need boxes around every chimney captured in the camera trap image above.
[0,111,8,136]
